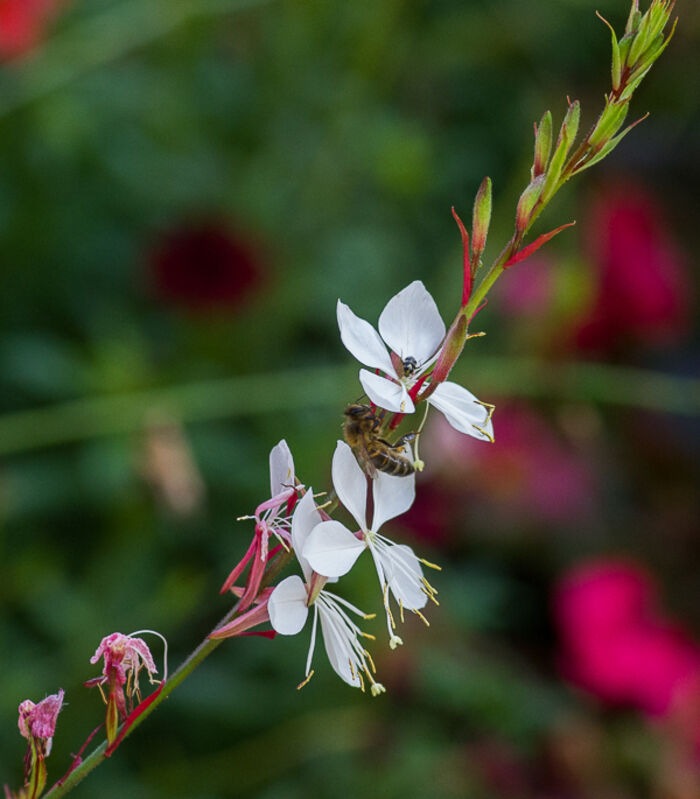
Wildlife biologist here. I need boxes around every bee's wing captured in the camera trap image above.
[354,438,378,479]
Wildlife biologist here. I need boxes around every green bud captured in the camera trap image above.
[531,110,553,179]
[625,0,641,36]
[560,100,581,148]
[471,176,492,265]
[628,9,654,65]
[588,99,629,148]
[629,0,674,66]
[516,174,545,232]
[540,102,578,202]
[618,33,634,69]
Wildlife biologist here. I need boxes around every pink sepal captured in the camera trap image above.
[220,534,257,594]
[209,598,271,639]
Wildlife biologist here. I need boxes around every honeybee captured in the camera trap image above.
[343,404,416,478]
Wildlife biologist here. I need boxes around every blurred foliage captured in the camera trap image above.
[0,0,698,797]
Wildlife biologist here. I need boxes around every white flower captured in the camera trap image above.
[337,280,494,442]
[267,489,385,695]
[303,442,438,648]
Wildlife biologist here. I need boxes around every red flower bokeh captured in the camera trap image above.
[575,181,689,352]
[0,0,66,59]
[149,221,263,312]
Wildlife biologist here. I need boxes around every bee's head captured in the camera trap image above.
[344,404,373,420]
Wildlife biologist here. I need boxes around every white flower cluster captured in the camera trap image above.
[264,281,494,693]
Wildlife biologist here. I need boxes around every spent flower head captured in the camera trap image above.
[17,690,65,754]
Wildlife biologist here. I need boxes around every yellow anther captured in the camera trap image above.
[420,558,442,571]
[413,609,430,627]
[399,599,405,624]
[364,651,377,673]
[361,632,377,641]
[296,670,314,690]
[363,613,377,621]
[421,586,440,606]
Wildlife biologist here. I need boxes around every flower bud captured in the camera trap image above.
[625,0,641,36]
[470,176,492,266]
[587,99,630,149]
[431,315,467,384]
[515,175,545,233]
[540,101,579,203]
[531,111,552,179]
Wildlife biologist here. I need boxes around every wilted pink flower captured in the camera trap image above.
[149,220,263,312]
[90,632,157,689]
[0,0,66,60]
[88,632,160,745]
[574,181,689,352]
[554,560,700,721]
[17,689,65,753]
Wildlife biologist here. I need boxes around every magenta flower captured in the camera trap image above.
[575,181,689,352]
[554,560,700,721]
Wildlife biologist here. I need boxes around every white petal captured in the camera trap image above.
[378,281,446,365]
[318,605,361,688]
[371,470,416,533]
[291,489,321,581]
[359,370,414,414]
[268,575,309,635]
[331,440,368,530]
[337,300,397,375]
[428,381,494,442]
[303,520,365,578]
[269,440,294,498]
[380,543,428,610]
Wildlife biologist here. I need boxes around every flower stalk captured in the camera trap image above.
[3,3,676,798]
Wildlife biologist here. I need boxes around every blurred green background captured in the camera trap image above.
[1,0,698,797]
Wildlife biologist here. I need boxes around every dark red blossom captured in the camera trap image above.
[149,221,263,312]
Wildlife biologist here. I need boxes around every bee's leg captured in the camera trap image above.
[393,432,416,448]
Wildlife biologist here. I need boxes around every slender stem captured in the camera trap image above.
[43,547,294,798]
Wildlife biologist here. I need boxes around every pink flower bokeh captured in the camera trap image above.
[554,559,700,751]
[0,0,66,60]
[574,181,689,352]
[422,404,596,527]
